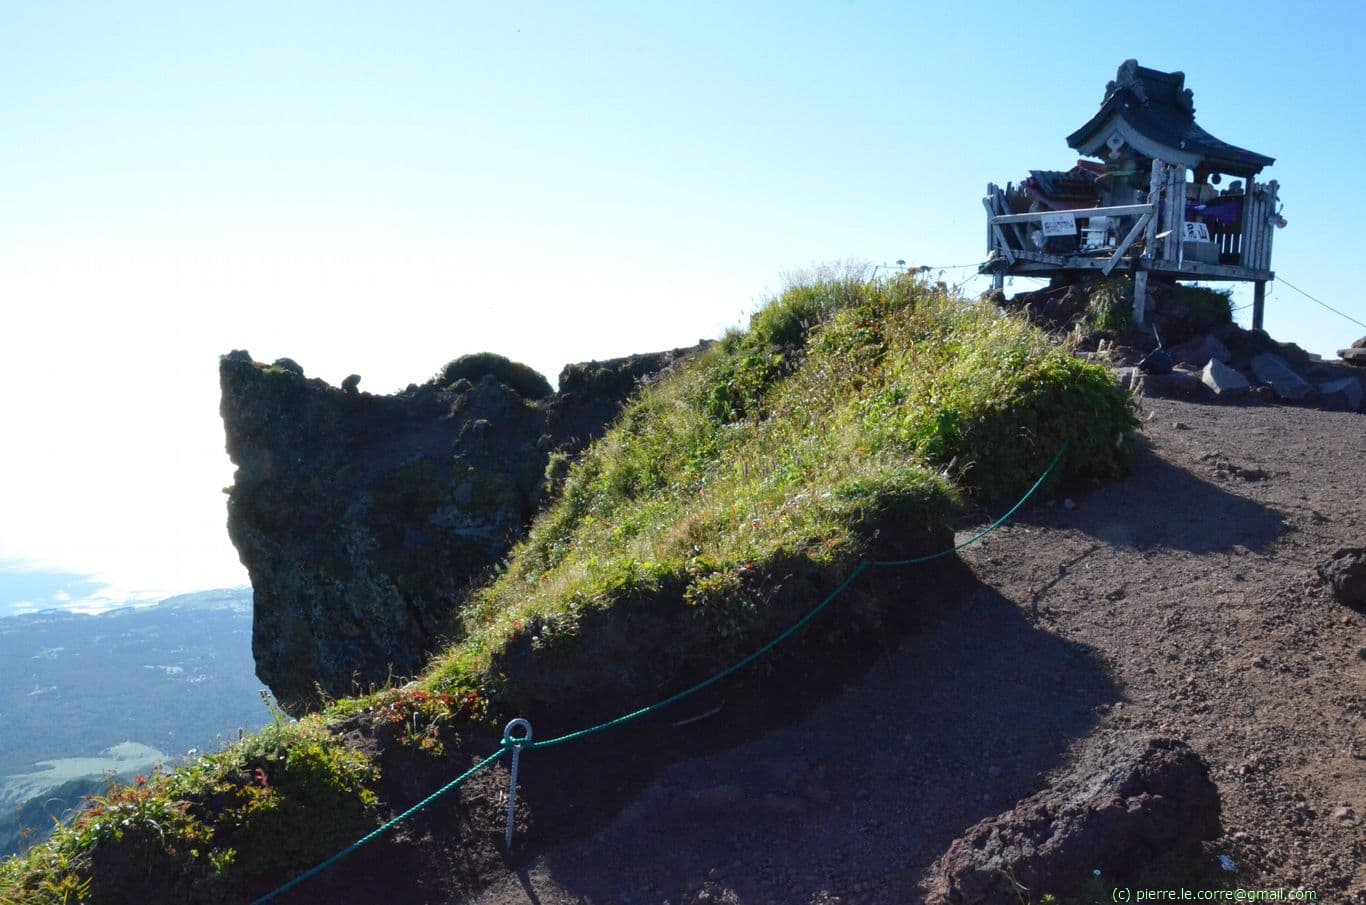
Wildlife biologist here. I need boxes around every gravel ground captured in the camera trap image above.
[465,395,1364,905]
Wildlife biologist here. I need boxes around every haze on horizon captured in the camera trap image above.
[3,1,1364,614]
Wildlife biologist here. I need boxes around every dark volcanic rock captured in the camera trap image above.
[221,345,704,714]
[1002,284,1089,329]
[546,342,709,447]
[1169,333,1231,369]
[926,736,1221,904]
[1317,548,1366,610]
[1250,353,1316,403]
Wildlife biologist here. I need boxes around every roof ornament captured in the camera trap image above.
[1106,59,1195,116]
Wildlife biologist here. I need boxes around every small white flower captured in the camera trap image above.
[1093,869,1102,877]
[1219,854,1238,872]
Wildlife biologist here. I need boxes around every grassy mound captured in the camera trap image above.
[1,273,1137,904]
[435,352,554,399]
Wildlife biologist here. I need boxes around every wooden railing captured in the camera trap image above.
[983,185,1154,277]
[985,162,1279,276]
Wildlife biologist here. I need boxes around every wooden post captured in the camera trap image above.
[982,197,1015,265]
[1134,269,1149,326]
[1262,180,1279,271]
[1164,164,1186,265]
[1243,178,1262,270]
[986,183,995,259]
[1252,280,1266,331]
[1132,159,1163,326]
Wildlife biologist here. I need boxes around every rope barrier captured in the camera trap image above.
[1277,277,1366,331]
[250,748,507,904]
[250,442,1068,903]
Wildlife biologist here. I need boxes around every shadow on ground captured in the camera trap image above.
[490,580,1118,904]
[1024,440,1285,554]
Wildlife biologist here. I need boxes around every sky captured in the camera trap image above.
[2,1,1364,615]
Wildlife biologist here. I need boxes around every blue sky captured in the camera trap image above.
[2,1,1363,611]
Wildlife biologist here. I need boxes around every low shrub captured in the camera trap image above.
[436,353,553,399]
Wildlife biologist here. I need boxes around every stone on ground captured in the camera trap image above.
[1317,377,1363,412]
[1250,353,1316,402]
[1317,548,1366,610]
[925,736,1220,905]
[1201,358,1250,399]
[1139,368,1201,398]
[1170,334,1232,369]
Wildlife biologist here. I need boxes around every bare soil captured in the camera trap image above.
[295,394,1365,904]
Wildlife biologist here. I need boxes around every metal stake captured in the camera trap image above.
[502,718,533,849]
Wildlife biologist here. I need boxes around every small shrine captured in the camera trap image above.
[981,60,1284,328]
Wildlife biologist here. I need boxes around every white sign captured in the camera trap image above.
[1182,221,1211,242]
[1040,212,1077,237]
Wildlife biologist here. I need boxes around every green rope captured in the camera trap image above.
[249,442,1067,903]
[526,560,873,751]
[249,748,507,905]
[872,441,1068,568]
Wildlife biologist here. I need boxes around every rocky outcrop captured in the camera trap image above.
[1339,336,1366,367]
[221,345,704,714]
[1318,548,1366,611]
[926,736,1221,904]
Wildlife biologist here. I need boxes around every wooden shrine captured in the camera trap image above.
[982,60,1284,328]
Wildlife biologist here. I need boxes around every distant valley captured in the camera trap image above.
[0,588,271,855]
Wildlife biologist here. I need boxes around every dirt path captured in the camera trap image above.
[467,396,1364,905]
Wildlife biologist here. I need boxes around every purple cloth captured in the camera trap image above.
[1190,197,1243,226]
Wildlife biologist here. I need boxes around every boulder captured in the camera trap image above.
[1112,367,1141,391]
[1317,376,1363,412]
[1354,335,1366,349]
[1139,368,1202,398]
[1250,353,1316,403]
[1169,334,1232,369]
[1003,284,1089,328]
[925,736,1221,904]
[1338,346,1366,367]
[1318,548,1366,611]
[1201,359,1250,399]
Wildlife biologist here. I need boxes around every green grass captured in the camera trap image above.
[0,710,377,905]
[1085,277,1134,335]
[0,271,1138,903]
[419,273,1137,717]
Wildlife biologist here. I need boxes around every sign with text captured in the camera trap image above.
[1182,221,1211,242]
[1040,212,1077,237]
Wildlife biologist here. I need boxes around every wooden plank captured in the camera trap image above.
[1134,270,1149,326]
[1011,250,1128,270]
[990,203,1152,225]
[982,197,1016,265]
[1102,211,1151,276]
[1252,280,1266,331]
[1242,179,1263,270]
[986,183,996,258]
[1001,191,1031,250]
[1262,180,1279,271]
[1147,260,1275,281]
[1133,159,1164,327]
[1165,164,1186,264]
[992,188,1029,249]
